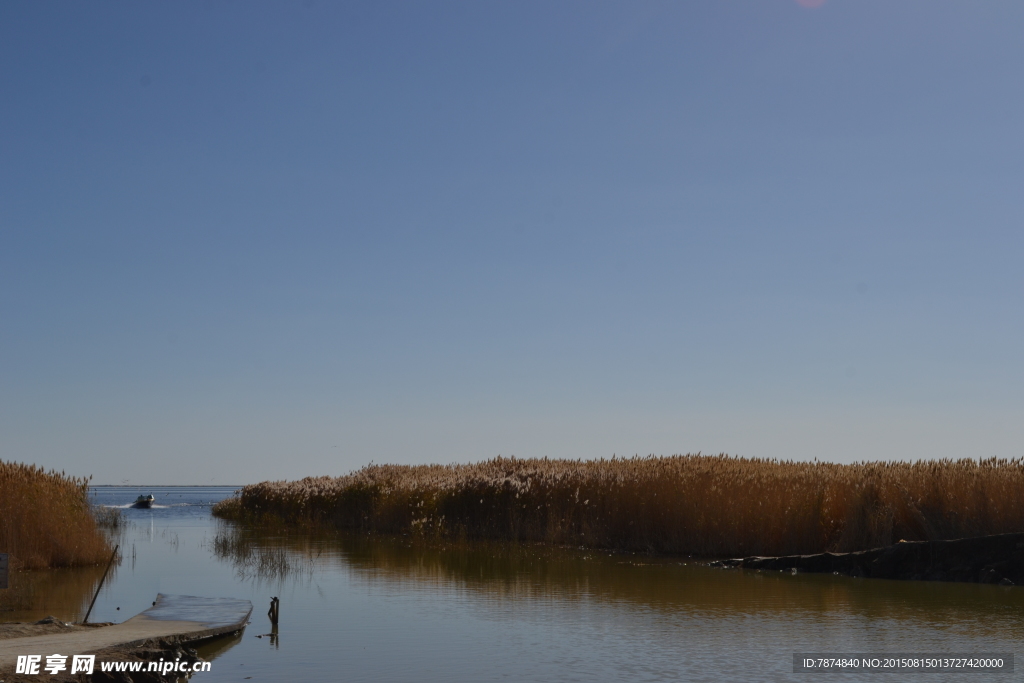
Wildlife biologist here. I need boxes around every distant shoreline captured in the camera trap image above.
[89,484,244,488]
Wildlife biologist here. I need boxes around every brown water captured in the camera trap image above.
[4,487,1021,681]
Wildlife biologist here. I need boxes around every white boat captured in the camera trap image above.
[132,494,155,509]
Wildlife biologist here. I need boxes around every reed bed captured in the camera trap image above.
[93,505,124,531]
[0,461,113,570]
[213,454,1024,557]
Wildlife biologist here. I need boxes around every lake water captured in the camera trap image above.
[6,486,1022,681]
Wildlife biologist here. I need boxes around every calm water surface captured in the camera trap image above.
[7,487,1021,682]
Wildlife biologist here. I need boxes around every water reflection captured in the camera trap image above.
[248,624,280,649]
[27,488,1014,683]
[0,563,112,622]
[195,629,246,660]
[212,525,1024,640]
[212,528,316,585]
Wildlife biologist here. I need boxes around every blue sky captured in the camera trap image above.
[2,1,1022,484]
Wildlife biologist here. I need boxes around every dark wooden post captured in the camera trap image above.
[268,596,279,625]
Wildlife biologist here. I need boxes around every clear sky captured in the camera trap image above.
[2,1,1022,485]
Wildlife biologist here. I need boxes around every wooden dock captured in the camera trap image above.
[0,594,252,671]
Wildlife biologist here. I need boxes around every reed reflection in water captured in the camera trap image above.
[212,524,1024,682]
[0,563,113,622]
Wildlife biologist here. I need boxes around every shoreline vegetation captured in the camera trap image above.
[0,461,113,571]
[711,532,1024,585]
[212,454,1024,558]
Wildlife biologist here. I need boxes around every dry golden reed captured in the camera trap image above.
[0,461,113,570]
[213,454,1024,557]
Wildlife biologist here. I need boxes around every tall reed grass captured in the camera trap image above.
[213,454,1024,557]
[0,461,113,570]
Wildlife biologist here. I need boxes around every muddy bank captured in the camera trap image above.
[710,532,1024,585]
[0,618,113,640]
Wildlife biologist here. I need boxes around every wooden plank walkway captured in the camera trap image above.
[0,594,252,671]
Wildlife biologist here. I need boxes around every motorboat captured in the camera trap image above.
[132,494,155,509]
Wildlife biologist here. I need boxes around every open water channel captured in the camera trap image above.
[5,487,1022,681]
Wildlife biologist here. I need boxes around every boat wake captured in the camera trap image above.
[100,503,180,509]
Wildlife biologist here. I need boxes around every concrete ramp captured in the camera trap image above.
[0,594,252,670]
